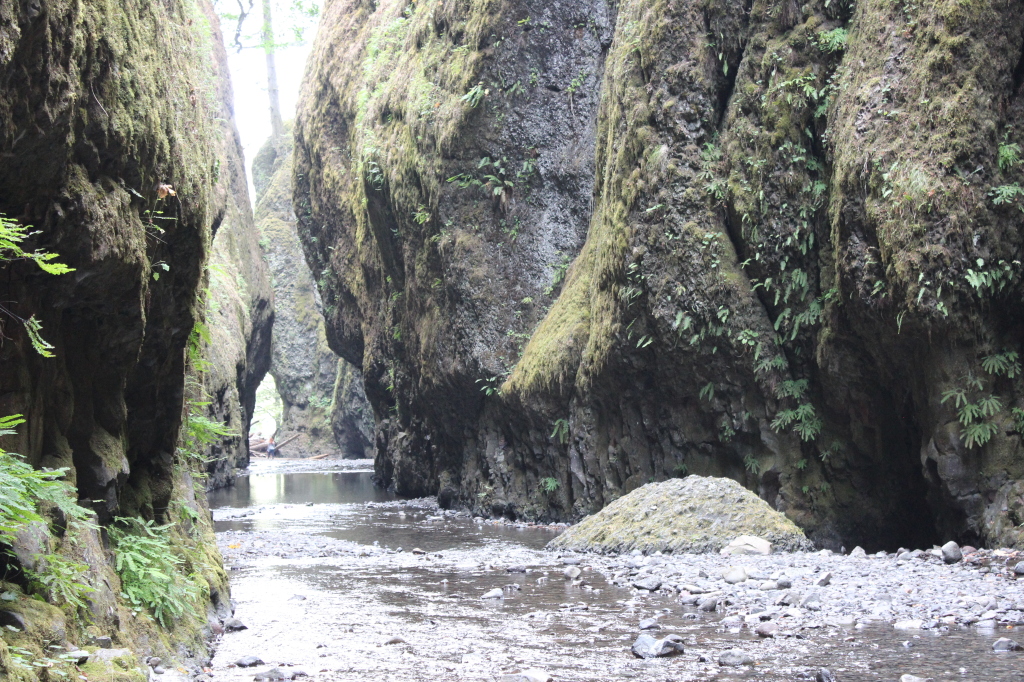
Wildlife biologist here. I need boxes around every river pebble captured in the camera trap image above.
[630,633,685,658]
[556,542,1024,635]
[992,637,1021,651]
[718,648,754,666]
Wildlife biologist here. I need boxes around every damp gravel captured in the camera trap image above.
[207,464,1024,681]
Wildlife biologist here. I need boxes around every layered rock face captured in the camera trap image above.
[0,0,249,659]
[295,0,1024,551]
[255,132,372,458]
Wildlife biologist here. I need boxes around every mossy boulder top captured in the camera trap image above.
[548,476,813,555]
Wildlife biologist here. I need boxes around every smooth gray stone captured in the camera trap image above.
[941,541,962,564]
[236,656,264,668]
[718,649,754,666]
[993,637,1021,652]
[630,633,685,659]
[224,617,248,631]
[632,576,662,591]
[721,567,747,584]
[0,611,26,631]
[698,597,718,612]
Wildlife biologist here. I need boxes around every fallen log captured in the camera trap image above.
[250,434,299,452]
[274,434,302,449]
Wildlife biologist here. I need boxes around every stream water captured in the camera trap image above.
[207,464,1024,681]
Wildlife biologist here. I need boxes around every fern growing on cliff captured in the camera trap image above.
[0,415,96,607]
[0,214,75,357]
[816,28,848,53]
[538,477,560,494]
[998,135,1021,171]
[461,82,486,108]
[0,416,95,544]
[940,356,1018,449]
[988,183,1024,211]
[0,215,75,275]
[550,419,569,445]
[108,518,200,627]
[26,554,95,609]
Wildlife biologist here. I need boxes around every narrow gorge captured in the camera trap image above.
[1,0,1023,681]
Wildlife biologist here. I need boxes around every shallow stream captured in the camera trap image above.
[207,464,1024,681]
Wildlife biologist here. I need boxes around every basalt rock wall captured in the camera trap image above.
[202,40,273,488]
[254,131,372,458]
[295,0,1024,551]
[0,0,250,665]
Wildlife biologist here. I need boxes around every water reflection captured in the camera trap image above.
[209,472,560,552]
[208,471,397,508]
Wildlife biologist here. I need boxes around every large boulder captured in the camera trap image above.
[547,476,813,554]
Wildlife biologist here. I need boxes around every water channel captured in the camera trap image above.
[207,463,1024,681]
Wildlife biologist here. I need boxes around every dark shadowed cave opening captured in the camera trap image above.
[874,408,942,554]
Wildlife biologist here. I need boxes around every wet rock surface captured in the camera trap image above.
[208,465,1024,681]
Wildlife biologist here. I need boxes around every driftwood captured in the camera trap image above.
[275,434,301,449]
[249,433,301,455]
[310,453,329,460]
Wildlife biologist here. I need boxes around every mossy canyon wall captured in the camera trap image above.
[253,132,372,458]
[295,0,1024,552]
[0,0,269,672]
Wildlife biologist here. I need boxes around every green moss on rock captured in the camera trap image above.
[549,476,813,554]
[296,0,1024,552]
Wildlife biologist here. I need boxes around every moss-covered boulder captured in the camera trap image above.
[254,131,371,458]
[548,476,813,555]
[295,0,1024,551]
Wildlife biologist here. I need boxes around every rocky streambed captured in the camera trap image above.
[203,463,1024,682]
